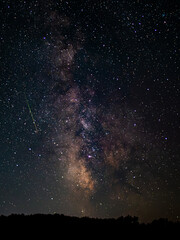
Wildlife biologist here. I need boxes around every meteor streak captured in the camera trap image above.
[24,92,38,133]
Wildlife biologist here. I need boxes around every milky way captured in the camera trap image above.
[0,1,179,222]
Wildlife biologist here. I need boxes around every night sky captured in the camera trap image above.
[0,0,179,223]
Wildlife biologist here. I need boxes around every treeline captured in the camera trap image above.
[0,213,179,227]
[0,214,179,237]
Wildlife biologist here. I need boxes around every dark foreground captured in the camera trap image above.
[0,214,179,237]
[0,214,179,228]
